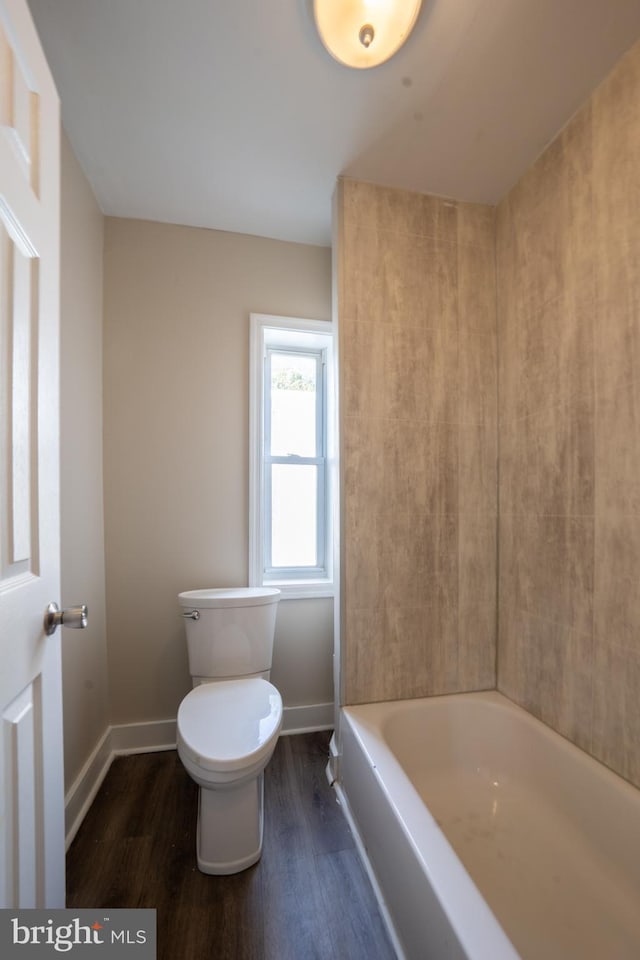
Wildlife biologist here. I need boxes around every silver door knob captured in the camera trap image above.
[44,602,88,636]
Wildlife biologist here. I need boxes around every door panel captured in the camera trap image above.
[0,0,63,908]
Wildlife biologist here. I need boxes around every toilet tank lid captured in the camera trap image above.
[178,587,281,608]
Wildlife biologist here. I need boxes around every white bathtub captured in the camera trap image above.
[338,691,640,960]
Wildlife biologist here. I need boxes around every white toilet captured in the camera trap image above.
[176,587,282,875]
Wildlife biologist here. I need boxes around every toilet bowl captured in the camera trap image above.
[177,677,282,874]
[176,587,282,874]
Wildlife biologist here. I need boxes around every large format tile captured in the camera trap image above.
[384,600,459,698]
[340,227,459,328]
[343,607,387,704]
[496,103,594,327]
[459,421,497,517]
[339,179,496,707]
[456,201,495,250]
[592,45,640,401]
[338,223,392,324]
[594,290,640,402]
[344,416,458,518]
[458,515,497,690]
[592,641,640,789]
[495,40,640,787]
[594,514,640,652]
[458,237,497,427]
[342,503,382,611]
[341,177,458,244]
[383,231,459,329]
[596,380,640,517]
[592,41,640,306]
[499,514,594,638]
[344,595,461,704]
[379,511,458,612]
[341,321,386,419]
[497,605,593,752]
[499,293,594,425]
[343,416,385,513]
[383,320,458,423]
[383,418,458,516]
[499,401,594,518]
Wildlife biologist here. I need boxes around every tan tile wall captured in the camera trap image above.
[338,39,640,786]
[497,39,640,786]
[337,179,497,704]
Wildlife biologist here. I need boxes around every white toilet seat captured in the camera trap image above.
[177,677,282,782]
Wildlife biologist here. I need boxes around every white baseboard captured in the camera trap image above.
[110,718,177,755]
[65,703,334,848]
[64,727,113,851]
[281,701,334,735]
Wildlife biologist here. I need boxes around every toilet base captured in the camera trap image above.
[196,772,265,875]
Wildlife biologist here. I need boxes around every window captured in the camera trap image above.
[250,314,335,598]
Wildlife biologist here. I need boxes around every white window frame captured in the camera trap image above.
[249,314,335,599]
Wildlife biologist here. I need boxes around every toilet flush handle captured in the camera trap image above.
[182,610,200,620]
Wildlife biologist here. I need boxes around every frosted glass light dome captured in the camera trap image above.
[314,0,422,69]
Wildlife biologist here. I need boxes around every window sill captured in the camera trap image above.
[264,580,334,601]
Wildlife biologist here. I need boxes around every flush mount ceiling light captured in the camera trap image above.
[313,0,423,69]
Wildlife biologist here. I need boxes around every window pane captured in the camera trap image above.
[270,353,317,457]
[271,464,317,567]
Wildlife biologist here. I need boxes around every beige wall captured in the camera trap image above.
[337,179,497,704]
[103,218,333,723]
[60,133,109,789]
[497,38,640,788]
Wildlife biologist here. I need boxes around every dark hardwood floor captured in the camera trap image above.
[66,732,397,960]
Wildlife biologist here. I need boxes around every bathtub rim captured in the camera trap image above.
[339,692,521,960]
[338,689,640,960]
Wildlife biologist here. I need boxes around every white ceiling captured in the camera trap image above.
[27,0,640,246]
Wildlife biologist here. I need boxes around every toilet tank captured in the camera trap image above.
[178,588,280,682]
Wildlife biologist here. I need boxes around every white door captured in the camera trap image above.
[0,0,65,908]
